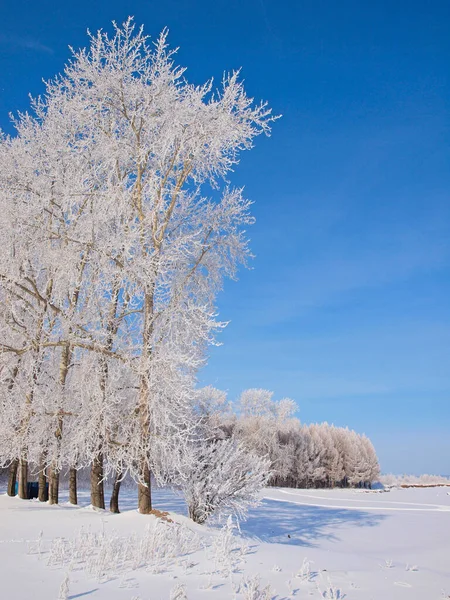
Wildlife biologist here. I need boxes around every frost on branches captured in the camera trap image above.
[199,388,381,490]
[178,438,270,524]
[0,19,379,523]
[0,19,277,515]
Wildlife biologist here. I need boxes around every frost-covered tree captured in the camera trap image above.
[179,437,270,523]
[0,19,277,513]
[233,389,297,480]
[199,388,381,491]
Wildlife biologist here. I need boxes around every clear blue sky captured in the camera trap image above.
[1,1,449,475]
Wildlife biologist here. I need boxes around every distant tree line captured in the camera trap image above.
[195,387,381,490]
[380,473,450,487]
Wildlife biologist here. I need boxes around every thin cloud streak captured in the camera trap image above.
[0,33,53,55]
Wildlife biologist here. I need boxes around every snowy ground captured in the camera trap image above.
[1,485,449,600]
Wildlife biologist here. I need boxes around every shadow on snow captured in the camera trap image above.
[240,498,386,547]
[0,483,385,548]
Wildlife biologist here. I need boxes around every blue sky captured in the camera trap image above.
[1,0,449,474]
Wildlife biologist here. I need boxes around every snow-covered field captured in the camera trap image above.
[1,486,449,600]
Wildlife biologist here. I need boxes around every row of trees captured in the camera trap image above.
[196,387,380,491]
[0,383,380,521]
[380,473,450,487]
[0,19,275,516]
[0,20,380,523]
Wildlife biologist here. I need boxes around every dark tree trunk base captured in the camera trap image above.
[138,463,152,514]
[38,470,48,502]
[7,459,19,497]
[110,471,122,513]
[38,453,48,502]
[18,458,28,499]
[48,466,59,505]
[91,455,105,509]
[69,467,77,505]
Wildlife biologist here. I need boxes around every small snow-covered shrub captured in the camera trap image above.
[286,577,296,596]
[211,515,245,576]
[170,583,188,600]
[296,557,314,582]
[58,573,70,600]
[26,530,44,555]
[179,438,270,524]
[318,576,346,599]
[239,575,273,600]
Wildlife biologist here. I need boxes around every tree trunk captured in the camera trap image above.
[110,470,122,513]
[48,466,59,505]
[7,459,19,496]
[49,344,70,506]
[38,455,48,502]
[138,461,152,514]
[90,454,105,509]
[94,280,120,512]
[18,457,28,499]
[137,291,154,514]
[69,467,78,505]
[6,363,20,498]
